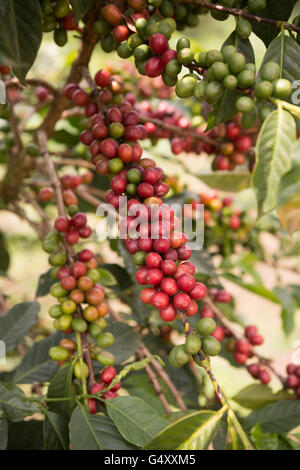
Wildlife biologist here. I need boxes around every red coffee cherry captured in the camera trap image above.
[39,187,54,201]
[61,276,77,291]
[286,363,297,375]
[90,382,104,394]
[190,282,207,300]
[145,252,162,268]
[146,268,164,285]
[160,303,176,322]
[55,216,70,232]
[286,375,299,389]
[72,89,89,106]
[162,249,178,262]
[229,215,241,230]
[245,325,258,339]
[71,212,87,229]
[161,277,178,296]
[64,83,80,99]
[138,238,153,252]
[85,101,98,117]
[212,326,225,342]
[118,143,133,163]
[214,290,232,303]
[177,273,196,293]
[249,334,264,346]
[247,363,260,378]
[126,239,140,254]
[235,340,251,355]
[199,305,214,318]
[136,266,149,285]
[161,259,177,276]
[113,25,130,42]
[153,239,171,253]
[88,398,97,414]
[186,299,198,317]
[36,86,49,102]
[259,369,271,385]
[140,287,156,304]
[234,135,252,152]
[102,4,122,26]
[65,229,79,245]
[151,291,169,309]
[150,33,169,55]
[57,266,71,280]
[72,261,87,278]
[226,122,240,140]
[233,352,248,364]
[162,49,177,66]
[78,249,94,262]
[95,70,111,87]
[177,244,192,260]
[145,57,164,78]
[173,292,191,310]
[78,225,92,239]
[100,366,117,384]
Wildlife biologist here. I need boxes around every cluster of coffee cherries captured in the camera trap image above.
[39,0,78,47]
[88,366,122,414]
[39,171,93,204]
[284,363,300,399]
[94,1,207,56]
[169,317,222,368]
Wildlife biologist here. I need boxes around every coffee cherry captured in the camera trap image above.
[74,361,89,379]
[65,229,79,245]
[145,252,162,268]
[169,344,190,367]
[255,80,273,99]
[161,277,178,296]
[36,86,49,102]
[140,287,156,304]
[214,290,232,303]
[150,33,169,55]
[287,363,297,375]
[196,317,216,336]
[173,292,191,310]
[212,325,225,342]
[161,259,177,275]
[235,339,251,355]
[175,76,197,98]
[201,336,221,356]
[272,79,292,98]
[177,273,195,293]
[39,187,54,201]
[49,346,69,361]
[72,89,89,106]
[151,291,169,309]
[248,0,266,12]
[234,351,248,364]
[185,334,201,355]
[236,96,255,114]
[228,53,246,74]
[133,250,147,266]
[97,332,114,348]
[259,369,271,385]
[247,363,260,378]
[199,305,214,318]
[234,135,251,152]
[186,299,198,317]
[55,216,70,232]
[145,57,164,78]
[86,286,105,305]
[249,334,264,345]
[261,61,280,82]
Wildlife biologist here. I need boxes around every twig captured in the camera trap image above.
[54,158,95,170]
[184,1,300,34]
[137,348,172,415]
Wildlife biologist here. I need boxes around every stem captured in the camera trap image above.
[76,332,88,408]
[183,1,300,34]
[179,310,254,450]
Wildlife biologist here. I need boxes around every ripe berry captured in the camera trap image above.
[39,187,54,201]
[100,366,117,384]
[214,291,232,303]
[247,363,260,378]
[36,86,49,102]
[286,375,299,389]
[71,212,87,229]
[177,244,192,260]
[186,299,198,317]
[161,277,178,296]
[146,268,164,285]
[190,282,207,300]
[160,304,176,322]
[140,287,156,304]
[245,325,258,339]
[152,291,169,309]
[161,259,177,276]
[145,57,164,78]
[65,229,79,245]
[235,340,251,355]
[150,33,169,55]
[249,334,264,346]
[95,70,111,87]
[78,249,94,262]
[55,216,70,232]
[72,89,89,106]
[137,182,154,199]
[145,252,162,269]
[177,273,196,293]
[173,292,191,310]
[259,369,271,385]
[212,326,225,342]
[153,239,171,253]
[61,276,77,291]
[233,352,248,364]
[287,363,297,375]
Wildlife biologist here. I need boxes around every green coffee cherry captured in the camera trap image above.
[185,334,201,355]
[211,62,229,81]
[211,9,229,21]
[169,345,190,367]
[133,251,146,266]
[56,314,73,330]
[54,0,70,18]
[68,205,79,216]
[61,299,77,315]
[94,20,110,35]
[117,42,133,59]
[241,110,257,129]
[126,183,137,195]
[159,0,174,17]
[223,74,238,90]
[255,80,273,99]
[196,317,217,336]
[237,70,255,88]
[135,18,148,36]
[162,71,178,87]
[50,282,68,298]
[228,53,246,74]
[88,322,102,338]
[236,18,252,39]
[258,103,274,122]
[49,250,67,267]
[127,168,142,184]
[54,28,68,47]
[193,80,207,100]
[177,48,194,65]
[206,49,224,66]
[128,34,143,50]
[248,0,266,12]
[222,45,236,63]
[96,351,115,366]
[97,332,114,348]
[194,51,207,67]
[134,44,151,61]
[261,61,280,82]
[108,158,124,173]
[201,336,221,356]
[175,76,198,98]
[205,81,224,103]
[245,63,256,74]
[166,60,182,76]
[87,269,101,283]
[176,37,190,51]
[72,318,88,333]
[236,96,255,114]
[49,346,69,361]
[49,304,63,319]
[50,267,59,280]
[101,34,117,53]
[74,361,89,379]
[272,78,292,98]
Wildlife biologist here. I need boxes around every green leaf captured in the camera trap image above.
[69,404,137,450]
[97,267,117,287]
[273,286,299,334]
[35,269,55,298]
[70,0,94,23]
[0,419,7,450]
[221,273,280,303]
[13,332,62,384]
[144,407,227,450]
[106,396,169,447]
[252,109,296,217]
[245,400,300,433]
[98,263,133,290]
[7,420,43,450]
[196,172,251,193]
[47,362,76,419]
[222,31,255,63]
[0,0,42,82]
[190,250,216,278]
[0,382,38,421]
[43,409,69,450]
[277,164,300,235]
[105,322,140,364]
[258,34,300,87]
[206,89,238,131]
[232,384,290,410]
[0,301,40,352]
[250,424,278,450]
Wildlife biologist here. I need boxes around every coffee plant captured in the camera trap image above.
[1,0,300,452]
